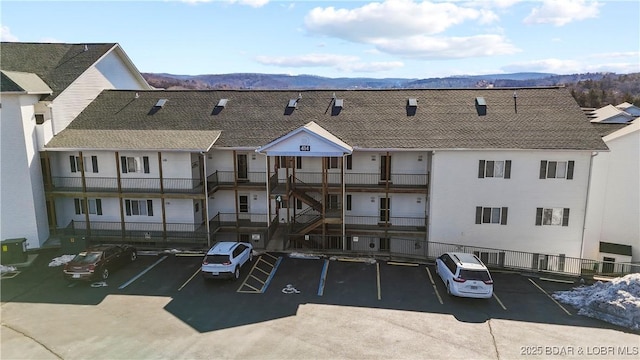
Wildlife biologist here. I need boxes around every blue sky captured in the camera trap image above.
[2,0,638,79]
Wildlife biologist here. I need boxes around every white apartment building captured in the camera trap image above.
[41,88,610,274]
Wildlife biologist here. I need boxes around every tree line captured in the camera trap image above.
[567,73,640,108]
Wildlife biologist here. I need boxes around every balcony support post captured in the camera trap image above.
[115,152,126,238]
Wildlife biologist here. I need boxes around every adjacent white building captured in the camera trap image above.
[0,42,151,249]
[584,120,640,266]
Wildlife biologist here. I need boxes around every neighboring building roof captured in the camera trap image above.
[46,87,608,151]
[0,70,52,95]
[0,42,137,101]
[591,123,630,137]
[603,119,639,143]
[588,104,635,123]
[616,102,640,116]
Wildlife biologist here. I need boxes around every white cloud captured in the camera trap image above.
[586,51,639,59]
[502,57,639,74]
[255,53,360,67]
[303,1,511,60]
[254,53,404,73]
[305,0,498,42]
[523,0,601,26]
[374,34,520,59]
[1,26,19,42]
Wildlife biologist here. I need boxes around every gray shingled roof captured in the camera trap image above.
[46,88,608,151]
[0,42,116,101]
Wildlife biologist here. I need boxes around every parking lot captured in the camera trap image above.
[1,248,638,359]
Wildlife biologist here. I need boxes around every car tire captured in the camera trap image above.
[233,267,240,281]
[130,251,137,262]
[100,268,109,280]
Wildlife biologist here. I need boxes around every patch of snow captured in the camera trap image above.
[1,265,17,274]
[289,252,322,259]
[48,254,76,267]
[553,273,640,330]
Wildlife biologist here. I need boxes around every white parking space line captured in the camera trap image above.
[178,267,201,291]
[528,278,572,316]
[425,267,444,305]
[387,261,419,267]
[118,256,168,290]
[493,292,507,310]
[376,262,381,300]
[317,259,329,296]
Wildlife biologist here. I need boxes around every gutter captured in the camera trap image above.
[580,151,599,259]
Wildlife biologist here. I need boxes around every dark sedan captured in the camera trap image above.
[63,244,137,282]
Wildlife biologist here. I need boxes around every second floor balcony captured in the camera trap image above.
[48,176,204,194]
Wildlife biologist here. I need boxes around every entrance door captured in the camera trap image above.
[238,194,250,222]
[379,197,390,222]
[237,154,248,181]
[380,155,391,181]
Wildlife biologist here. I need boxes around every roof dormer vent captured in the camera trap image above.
[84,44,88,52]
[148,98,168,115]
[475,96,487,116]
[407,98,418,116]
[212,98,228,115]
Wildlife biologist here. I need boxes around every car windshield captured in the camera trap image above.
[72,252,102,264]
[459,269,491,281]
[205,254,230,264]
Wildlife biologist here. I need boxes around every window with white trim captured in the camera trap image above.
[475,206,508,225]
[74,198,103,215]
[539,160,574,179]
[535,207,569,226]
[478,160,511,178]
[125,199,153,216]
[121,156,150,174]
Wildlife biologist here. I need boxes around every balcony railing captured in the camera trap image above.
[344,215,427,232]
[60,220,208,246]
[209,212,270,231]
[291,172,428,188]
[49,176,203,194]
[207,171,268,188]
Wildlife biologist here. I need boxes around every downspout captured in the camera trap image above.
[580,151,599,260]
[342,153,347,251]
[202,152,211,248]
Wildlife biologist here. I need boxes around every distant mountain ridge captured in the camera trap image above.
[141,71,621,91]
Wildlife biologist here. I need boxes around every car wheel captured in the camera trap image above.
[233,267,240,281]
[130,251,137,262]
[100,268,109,280]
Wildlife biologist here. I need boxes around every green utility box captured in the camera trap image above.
[61,236,87,254]
[1,238,28,265]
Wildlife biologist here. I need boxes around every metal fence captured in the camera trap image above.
[287,235,638,277]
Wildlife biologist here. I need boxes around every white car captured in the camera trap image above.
[201,242,253,280]
[435,252,494,299]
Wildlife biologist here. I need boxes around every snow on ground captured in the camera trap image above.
[1,265,17,275]
[553,273,640,331]
[48,254,76,267]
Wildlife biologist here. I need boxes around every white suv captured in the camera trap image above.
[201,242,253,280]
[435,252,494,299]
